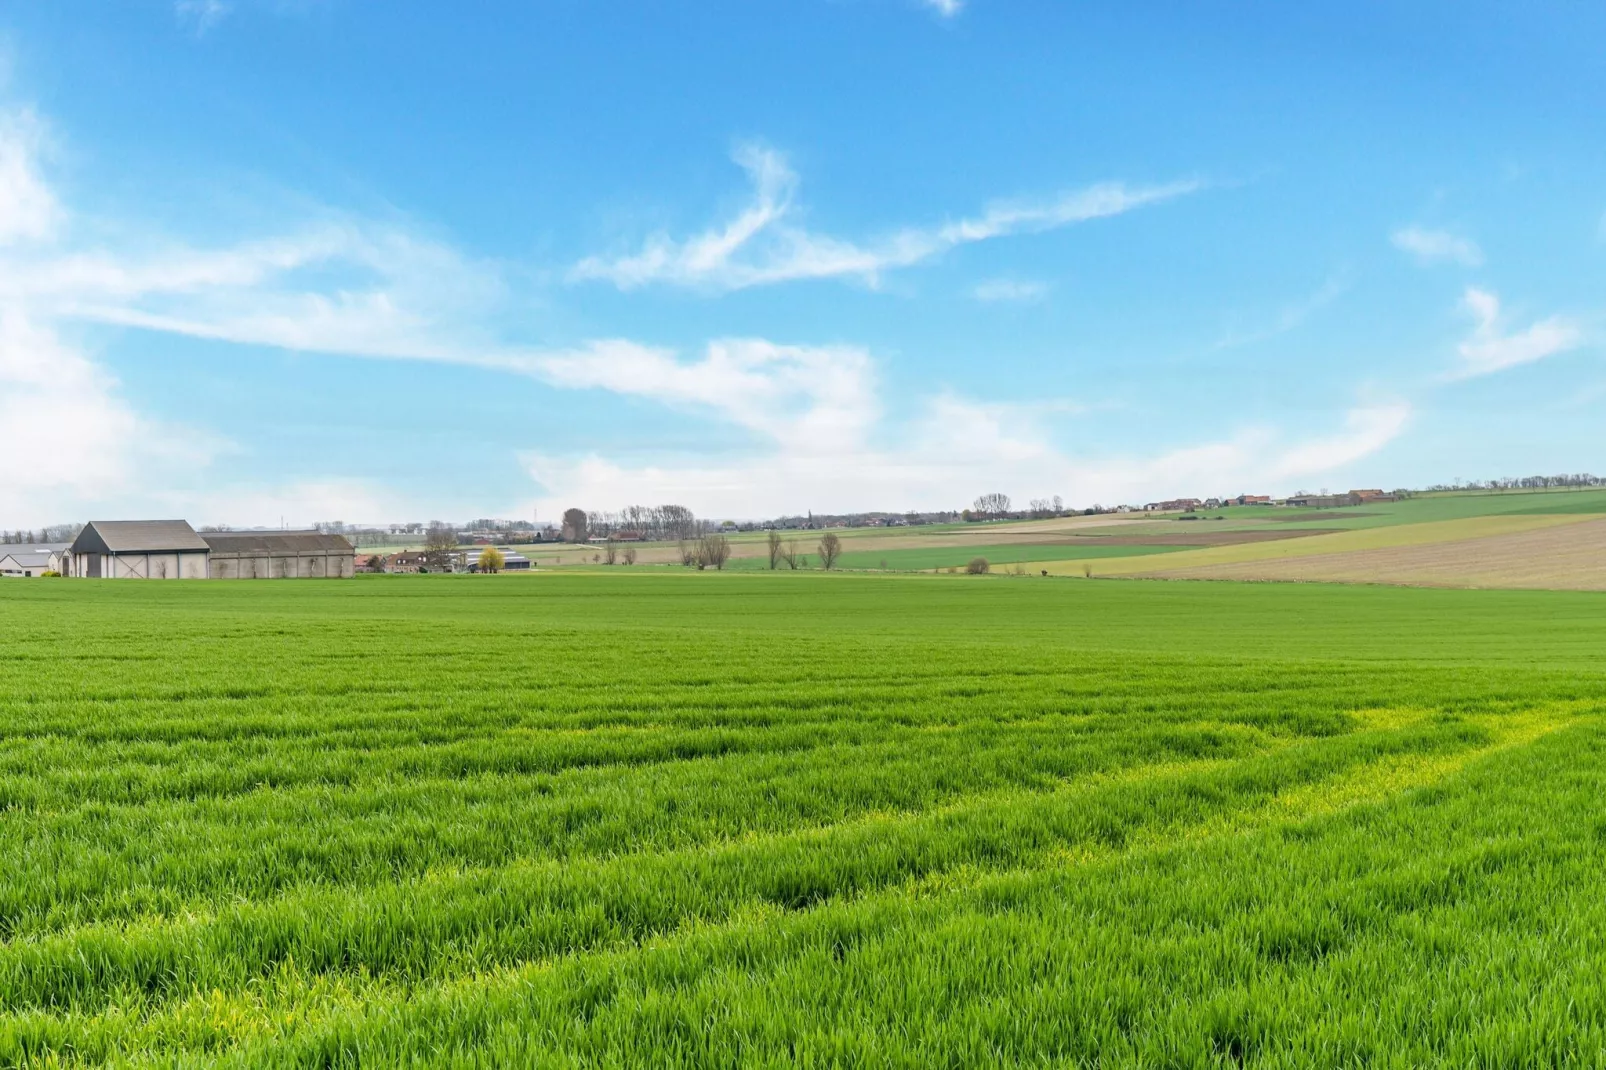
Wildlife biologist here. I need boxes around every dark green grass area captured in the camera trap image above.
[723,542,1184,571]
[1502,488,1606,514]
[0,573,1603,1066]
[1160,486,1606,531]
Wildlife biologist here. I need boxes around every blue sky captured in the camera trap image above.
[1,1,1602,526]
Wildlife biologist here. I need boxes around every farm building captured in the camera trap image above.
[0,543,70,577]
[463,549,531,572]
[383,551,429,573]
[64,522,357,579]
[201,530,356,579]
[67,521,211,579]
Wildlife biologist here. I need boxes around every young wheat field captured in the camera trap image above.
[1,573,1604,1066]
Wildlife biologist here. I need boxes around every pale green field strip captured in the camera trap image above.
[1025,512,1597,577]
[1149,515,1606,591]
[722,543,1185,571]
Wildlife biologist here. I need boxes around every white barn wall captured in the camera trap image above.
[102,552,208,579]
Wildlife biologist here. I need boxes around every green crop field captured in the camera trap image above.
[1,573,1604,1066]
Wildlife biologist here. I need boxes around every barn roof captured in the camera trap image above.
[72,521,209,554]
[0,544,70,566]
[201,530,356,554]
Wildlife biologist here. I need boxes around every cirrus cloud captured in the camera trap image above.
[571,144,1198,292]
[1391,225,1483,267]
[1452,287,1583,379]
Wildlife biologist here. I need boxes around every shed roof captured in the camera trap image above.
[72,521,209,554]
[0,544,70,566]
[201,530,356,555]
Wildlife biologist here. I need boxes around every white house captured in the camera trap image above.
[0,543,70,577]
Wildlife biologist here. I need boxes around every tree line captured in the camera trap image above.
[560,504,706,544]
[1422,473,1604,492]
[1,524,80,545]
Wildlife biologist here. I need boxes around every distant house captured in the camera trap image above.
[1145,498,1202,513]
[66,521,211,579]
[201,530,356,579]
[0,543,70,577]
[1287,493,1362,509]
[384,551,430,573]
[1350,489,1395,503]
[1233,494,1273,506]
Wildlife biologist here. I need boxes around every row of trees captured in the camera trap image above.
[1,524,80,544]
[969,493,1065,520]
[763,530,843,570]
[562,505,705,544]
[676,534,731,569]
[1424,474,1604,492]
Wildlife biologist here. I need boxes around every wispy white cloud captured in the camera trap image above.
[1211,272,1348,351]
[972,278,1049,303]
[1391,225,1483,267]
[0,109,57,244]
[175,0,231,35]
[1,218,513,367]
[1453,286,1582,379]
[571,144,1197,291]
[534,338,878,443]
[0,308,224,524]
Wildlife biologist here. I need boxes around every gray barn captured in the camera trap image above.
[67,521,211,579]
[202,530,356,579]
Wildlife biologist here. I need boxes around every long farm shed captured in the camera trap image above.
[65,521,354,579]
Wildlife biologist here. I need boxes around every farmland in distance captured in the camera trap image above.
[461,487,1606,590]
[1,573,1604,1066]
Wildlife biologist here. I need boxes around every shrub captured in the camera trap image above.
[966,557,990,575]
[40,570,60,578]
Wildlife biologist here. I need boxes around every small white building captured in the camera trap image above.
[0,543,70,577]
[67,521,211,579]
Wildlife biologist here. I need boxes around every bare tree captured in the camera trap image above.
[697,533,732,570]
[602,540,618,565]
[678,540,698,567]
[621,547,637,565]
[767,529,783,570]
[659,504,701,541]
[973,493,1011,518]
[562,508,589,543]
[780,540,801,570]
[966,557,990,574]
[423,523,458,571]
[818,531,842,570]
